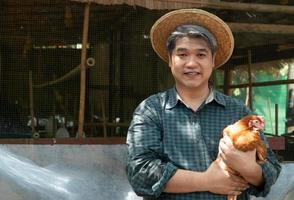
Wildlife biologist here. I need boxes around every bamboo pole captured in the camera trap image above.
[77,2,90,138]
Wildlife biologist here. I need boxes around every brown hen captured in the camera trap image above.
[222,115,267,200]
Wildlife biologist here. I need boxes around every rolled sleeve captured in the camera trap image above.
[127,155,178,197]
[126,101,178,198]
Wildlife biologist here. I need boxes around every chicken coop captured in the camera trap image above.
[0,2,293,142]
[0,1,294,200]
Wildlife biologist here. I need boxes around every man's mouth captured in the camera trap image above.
[184,71,201,76]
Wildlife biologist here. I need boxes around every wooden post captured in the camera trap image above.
[101,96,107,137]
[77,2,90,138]
[29,70,36,136]
[275,104,279,136]
[90,105,94,137]
[223,65,232,95]
[247,50,253,110]
[267,98,275,135]
[286,62,294,133]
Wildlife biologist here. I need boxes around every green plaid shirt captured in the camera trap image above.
[126,87,281,200]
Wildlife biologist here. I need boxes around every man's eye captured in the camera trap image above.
[198,53,206,58]
[178,53,187,57]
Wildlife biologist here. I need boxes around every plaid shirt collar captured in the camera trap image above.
[165,86,226,110]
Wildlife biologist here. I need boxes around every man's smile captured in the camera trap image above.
[183,71,201,76]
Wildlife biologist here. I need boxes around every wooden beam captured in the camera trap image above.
[163,0,294,14]
[231,47,294,66]
[196,0,294,14]
[226,79,294,89]
[3,24,293,45]
[72,0,294,14]
[228,23,294,35]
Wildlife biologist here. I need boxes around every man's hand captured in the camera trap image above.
[203,158,249,196]
[219,135,264,186]
[219,135,256,172]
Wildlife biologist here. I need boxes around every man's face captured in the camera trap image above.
[168,36,215,91]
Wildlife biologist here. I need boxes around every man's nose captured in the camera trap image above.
[186,55,200,67]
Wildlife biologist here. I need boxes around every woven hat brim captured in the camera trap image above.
[150,9,234,69]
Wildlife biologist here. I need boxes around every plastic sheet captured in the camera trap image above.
[251,163,294,200]
[0,145,292,200]
[0,145,141,200]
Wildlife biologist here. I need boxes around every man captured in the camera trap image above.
[126,9,280,200]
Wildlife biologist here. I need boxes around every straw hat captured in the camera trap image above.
[150,9,234,69]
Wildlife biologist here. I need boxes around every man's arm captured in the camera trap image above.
[164,159,249,195]
[126,100,178,197]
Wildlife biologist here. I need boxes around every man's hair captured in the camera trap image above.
[166,25,218,56]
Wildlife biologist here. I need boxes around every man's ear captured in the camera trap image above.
[168,55,172,68]
[212,53,216,68]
